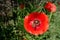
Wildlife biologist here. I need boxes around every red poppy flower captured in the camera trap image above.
[24,12,49,35]
[44,2,56,12]
[20,4,24,9]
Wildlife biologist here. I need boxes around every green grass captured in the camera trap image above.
[0,0,60,40]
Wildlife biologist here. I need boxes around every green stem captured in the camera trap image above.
[49,12,52,22]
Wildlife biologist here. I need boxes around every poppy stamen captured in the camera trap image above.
[32,19,40,28]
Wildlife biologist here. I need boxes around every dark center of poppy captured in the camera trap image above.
[32,20,40,28]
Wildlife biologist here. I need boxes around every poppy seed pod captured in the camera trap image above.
[44,2,56,12]
[24,12,49,35]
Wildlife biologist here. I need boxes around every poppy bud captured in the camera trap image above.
[44,2,56,12]
[20,4,24,9]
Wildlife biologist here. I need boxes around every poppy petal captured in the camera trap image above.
[24,12,49,35]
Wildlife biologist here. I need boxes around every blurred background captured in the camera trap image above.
[0,0,60,40]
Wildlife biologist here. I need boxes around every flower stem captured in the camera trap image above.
[49,12,52,22]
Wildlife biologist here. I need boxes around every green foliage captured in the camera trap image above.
[0,0,60,40]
